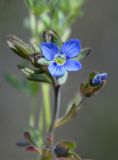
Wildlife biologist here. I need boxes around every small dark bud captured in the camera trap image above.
[54,144,69,158]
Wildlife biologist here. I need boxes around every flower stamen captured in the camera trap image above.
[54,54,66,65]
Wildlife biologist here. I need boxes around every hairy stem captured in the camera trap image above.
[38,84,51,146]
[48,85,61,136]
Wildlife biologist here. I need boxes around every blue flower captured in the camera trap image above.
[91,73,108,86]
[40,39,82,77]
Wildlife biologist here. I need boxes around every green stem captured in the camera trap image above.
[29,96,37,128]
[30,12,36,37]
[38,84,51,146]
[42,84,51,131]
[38,108,44,146]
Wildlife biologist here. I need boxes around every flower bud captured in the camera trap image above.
[80,72,108,97]
[54,143,69,158]
[7,35,33,59]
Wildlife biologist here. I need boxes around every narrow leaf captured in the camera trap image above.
[55,94,82,128]
[27,73,53,84]
[55,104,77,128]
[5,73,39,96]
[24,131,36,146]
[7,35,33,59]
[18,65,52,84]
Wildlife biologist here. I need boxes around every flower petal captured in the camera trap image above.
[48,62,66,77]
[40,42,59,60]
[64,59,82,71]
[61,39,81,58]
[99,73,108,80]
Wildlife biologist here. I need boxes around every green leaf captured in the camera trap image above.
[55,94,82,128]
[18,65,52,84]
[61,27,71,41]
[18,64,44,75]
[40,14,51,27]
[32,44,41,53]
[57,71,68,85]
[27,73,52,84]
[7,35,33,59]
[24,131,36,146]
[55,104,77,128]
[76,48,91,61]
[19,66,51,83]
[25,0,49,16]
[5,73,39,96]
[18,65,35,76]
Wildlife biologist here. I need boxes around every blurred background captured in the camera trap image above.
[0,0,118,160]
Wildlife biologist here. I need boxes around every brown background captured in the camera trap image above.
[0,0,118,160]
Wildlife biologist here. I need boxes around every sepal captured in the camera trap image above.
[75,48,91,61]
[56,71,68,85]
[37,58,50,65]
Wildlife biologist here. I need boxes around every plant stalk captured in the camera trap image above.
[42,84,51,131]
[48,85,61,136]
[29,96,37,127]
